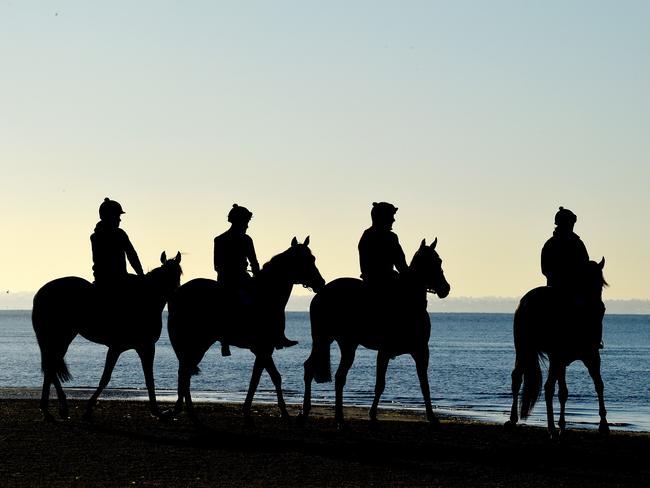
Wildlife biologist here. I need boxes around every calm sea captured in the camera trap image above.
[1,311,648,431]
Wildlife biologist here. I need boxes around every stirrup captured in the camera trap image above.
[275,337,298,349]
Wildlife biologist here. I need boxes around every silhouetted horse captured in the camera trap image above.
[506,258,608,438]
[301,238,450,428]
[32,252,182,421]
[167,237,325,422]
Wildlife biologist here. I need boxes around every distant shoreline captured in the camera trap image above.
[2,303,650,314]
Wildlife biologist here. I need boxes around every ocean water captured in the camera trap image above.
[1,310,648,431]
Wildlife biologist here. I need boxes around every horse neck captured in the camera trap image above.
[257,261,293,309]
[144,269,176,310]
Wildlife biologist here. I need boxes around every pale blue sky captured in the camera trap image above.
[2,1,649,300]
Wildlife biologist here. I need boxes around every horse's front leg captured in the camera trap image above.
[136,343,162,418]
[544,363,560,439]
[369,351,390,424]
[243,355,265,422]
[585,353,609,435]
[263,355,290,420]
[557,365,568,434]
[334,345,357,428]
[84,346,122,420]
[506,358,523,429]
[413,346,440,429]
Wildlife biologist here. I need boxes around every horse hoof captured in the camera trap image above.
[296,413,308,426]
[428,418,442,431]
[504,420,517,432]
[42,412,56,423]
[599,422,610,435]
[158,409,176,422]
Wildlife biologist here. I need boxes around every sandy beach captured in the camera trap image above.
[0,398,648,487]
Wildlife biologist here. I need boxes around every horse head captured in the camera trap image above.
[410,238,450,298]
[148,251,183,297]
[582,257,608,300]
[285,236,326,292]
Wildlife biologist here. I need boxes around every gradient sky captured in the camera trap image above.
[2,1,649,300]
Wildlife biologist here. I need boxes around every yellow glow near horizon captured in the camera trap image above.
[1,2,649,301]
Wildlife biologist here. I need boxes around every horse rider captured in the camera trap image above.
[541,206,602,347]
[214,204,297,356]
[91,198,144,304]
[358,202,410,339]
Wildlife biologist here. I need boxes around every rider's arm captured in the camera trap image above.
[247,237,260,276]
[122,231,144,276]
[393,235,409,274]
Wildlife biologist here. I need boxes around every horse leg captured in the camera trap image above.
[544,362,559,439]
[52,375,69,420]
[84,347,122,420]
[334,345,357,428]
[264,356,290,420]
[413,346,440,428]
[40,372,56,422]
[136,343,161,418]
[300,355,315,422]
[243,355,265,422]
[585,354,609,434]
[506,358,523,429]
[369,351,390,424]
[557,365,568,435]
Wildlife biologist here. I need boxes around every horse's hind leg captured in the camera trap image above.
[369,351,390,424]
[506,358,524,429]
[40,373,56,422]
[334,345,357,428]
[136,343,162,418]
[264,356,290,420]
[413,346,440,428]
[301,356,315,421]
[557,366,568,434]
[585,354,609,434]
[52,375,69,420]
[544,363,559,439]
[84,347,122,420]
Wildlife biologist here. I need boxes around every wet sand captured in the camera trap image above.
[1,398,648,487]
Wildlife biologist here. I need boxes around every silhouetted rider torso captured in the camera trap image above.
[213,206,260,286]
[541,207,589,293]
[91,198,144,285]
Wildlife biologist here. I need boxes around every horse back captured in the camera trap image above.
[310,277,430,352]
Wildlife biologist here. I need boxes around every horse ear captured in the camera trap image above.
[174,251,181,263]
[160,251,167,263]
[420,239,426,249]
[291,237,298,247]
[599,257,605,269]
[431,237,438,250]
[304,236,310,246]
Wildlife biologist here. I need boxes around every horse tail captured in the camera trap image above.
[32,310,73,383]
[42,354,73,383]
[515,305,543,419]
[310,340,332,383]
[308,293,332,383]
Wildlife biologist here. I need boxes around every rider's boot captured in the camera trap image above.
[275,335,298,349]
[221,343,232,357]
